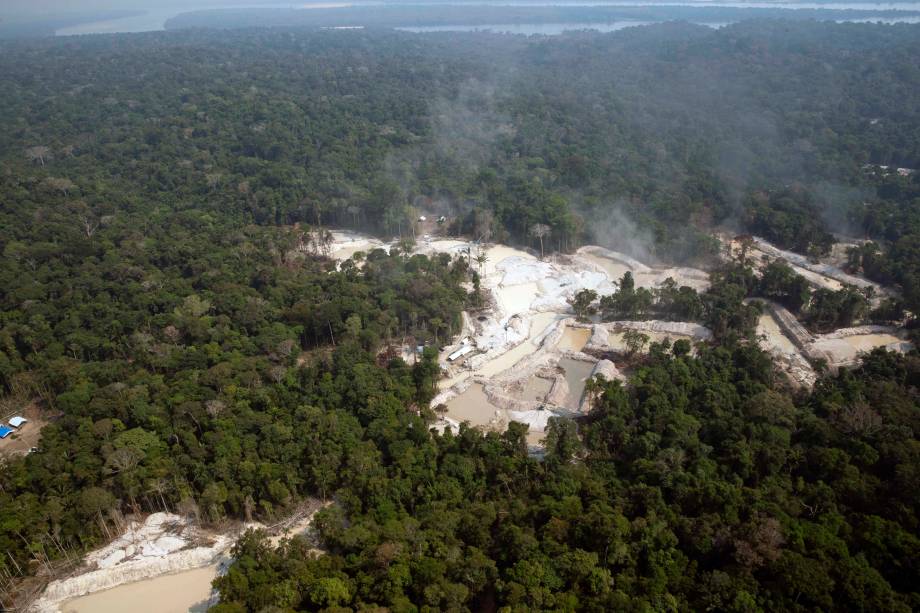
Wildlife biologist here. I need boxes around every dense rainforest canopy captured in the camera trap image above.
[0,19,918,612]
[213,347,920,612]
[2,22,920,266]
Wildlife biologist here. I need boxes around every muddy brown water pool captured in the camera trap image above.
[61,565,219,613]
[514,376,554,402]
[444,383,501,427]
[558,358,596,410]
[557,326,591,352]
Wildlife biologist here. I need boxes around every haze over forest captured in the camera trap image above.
[1,2,919,612]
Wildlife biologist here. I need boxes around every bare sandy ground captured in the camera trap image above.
[757,313,800,357]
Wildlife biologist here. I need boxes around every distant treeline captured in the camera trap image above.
[165,5,920,30]
[3,22,920,296]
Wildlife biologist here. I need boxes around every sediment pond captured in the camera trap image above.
[516,376,554,402]
[444,383,500,427]
[61,564,220,613]
[557,326,591,352]
[558,358,596,410]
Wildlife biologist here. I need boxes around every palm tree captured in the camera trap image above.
[430,317,444,344]
[475,251,489,275]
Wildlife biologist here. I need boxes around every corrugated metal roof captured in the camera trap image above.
[447,345,475,361]
[0,426,13,439]
[9,416,27,428]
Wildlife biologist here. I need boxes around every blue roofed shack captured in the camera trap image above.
[0,425,13,439]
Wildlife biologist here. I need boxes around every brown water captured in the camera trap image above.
[811,333,908,365]
[62,565,219,613]
[558,358,596,410]
[557,326,591,352]
[444,383,502,427]
[496,281,539,316]
[516,376,554,401]
[843,333,903,352]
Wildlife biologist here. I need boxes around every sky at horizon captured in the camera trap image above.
[0,0,300,19]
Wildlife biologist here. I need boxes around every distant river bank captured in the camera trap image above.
[53,0,920,36]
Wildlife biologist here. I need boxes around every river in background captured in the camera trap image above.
[53,0,920,36]
[54,4,352,35]
[399,14,920,33]
[398,21,722,33]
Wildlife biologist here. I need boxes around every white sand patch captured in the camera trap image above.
[96,550,126,569]
[532,270,614,312]
[328,231,384,261]
[473,313,529,354]
[497,257,555,285]
[141,535,186,558]
[417,239,470,258]
[508,408,555,431]
[818,325,901,340]
[576,246,709,290]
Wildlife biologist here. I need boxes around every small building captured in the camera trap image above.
[0,426,13,439]
[447,345,475,362]
[9,416,27,428]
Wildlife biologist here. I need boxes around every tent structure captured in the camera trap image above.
[0,426,13,439]
[9,416,27,428]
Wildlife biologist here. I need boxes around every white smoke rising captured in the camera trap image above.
[579,200,657,263]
